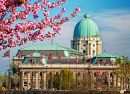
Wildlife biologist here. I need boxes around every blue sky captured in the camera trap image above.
[0,0,130,73]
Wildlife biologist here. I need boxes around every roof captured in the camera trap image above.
[74,13,99,37]
[25,52,47,58]
[20,45,82,54]
[94,52,116,58]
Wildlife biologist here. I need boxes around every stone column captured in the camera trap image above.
[35,71,38,89]
[27,71,30,89]
[114,75,116,88]
[46,71,48,90]
[116,76,118,89]
[123,77,124,89]
[41,72,44,89]
[31,72,33,90]
[68,73,70,90]
[50,72,53,89]
[120,77,122,90]
[60,72,62,90]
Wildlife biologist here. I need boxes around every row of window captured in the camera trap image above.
[83,44,95,47]
[83,50,95,55]
[24,72,113,78]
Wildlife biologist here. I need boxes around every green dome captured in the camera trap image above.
[74,14,99,37]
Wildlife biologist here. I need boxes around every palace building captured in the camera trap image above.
[13,12,127,90]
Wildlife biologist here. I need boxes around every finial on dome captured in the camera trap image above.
[84,5,89,18]
[115,51,116,55]
[104,50,106,52]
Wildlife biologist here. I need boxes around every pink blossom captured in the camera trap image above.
[75,6,81,11]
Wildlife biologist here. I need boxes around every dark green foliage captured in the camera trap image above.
[53,68,75,90]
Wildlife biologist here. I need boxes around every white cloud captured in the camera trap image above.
[90,9,130,57]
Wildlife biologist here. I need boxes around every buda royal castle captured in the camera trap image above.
[13,12,125,90]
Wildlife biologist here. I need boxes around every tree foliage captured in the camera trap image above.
[10,62,18,74]
[114,56,130,79]
[0,72,8,88]
[53,68,75,90]
[0,0,81,50]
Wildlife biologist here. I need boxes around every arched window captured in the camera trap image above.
[24,72,27,77]
[78,72,80,77]
[93,50,95,55]
[110,72,113,77]
[83,50,86,54]
[56,72,59,75]
[18,62,20,67]
[93,72,97,77]
[39,82,41,88]
[24,81,27,86]
[39,72,42,77]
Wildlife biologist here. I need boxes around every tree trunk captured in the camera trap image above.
[8,71,11,90]
[15,83,16,90]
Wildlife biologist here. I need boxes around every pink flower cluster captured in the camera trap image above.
[0,0,81,50]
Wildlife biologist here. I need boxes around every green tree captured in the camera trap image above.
[10,62,18,74]
[0,72,8,90]
[12,74,20,90]
[53,68,75,90]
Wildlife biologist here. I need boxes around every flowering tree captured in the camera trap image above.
[0,0,81,50]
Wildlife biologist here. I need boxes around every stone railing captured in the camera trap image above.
[18,64,118,68]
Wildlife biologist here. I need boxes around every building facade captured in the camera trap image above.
[12,13,129,90]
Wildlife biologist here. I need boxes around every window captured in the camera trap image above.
[31,72,35,77]
[24,81,27,86]
[93,38,95,40]
[31,58,36,64]
[39,82,41,88]
[93,50,95,55]
[84,38,85,40]
[74,44,77,49]
[33,72,35,77]
[110,72,113,77]
[33,81,35,88]
[93,72,97,77]
[83,44,85,47]
[78,81,80,86]
[39,72,42,77]
[93,83,96,89]
[78,72,80,77]
[83,50,86,54]
[56,72,59,75]
[24,72,27,77]
[110,82,113,86]
[93,44,95,47]
[18,62,20,66]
